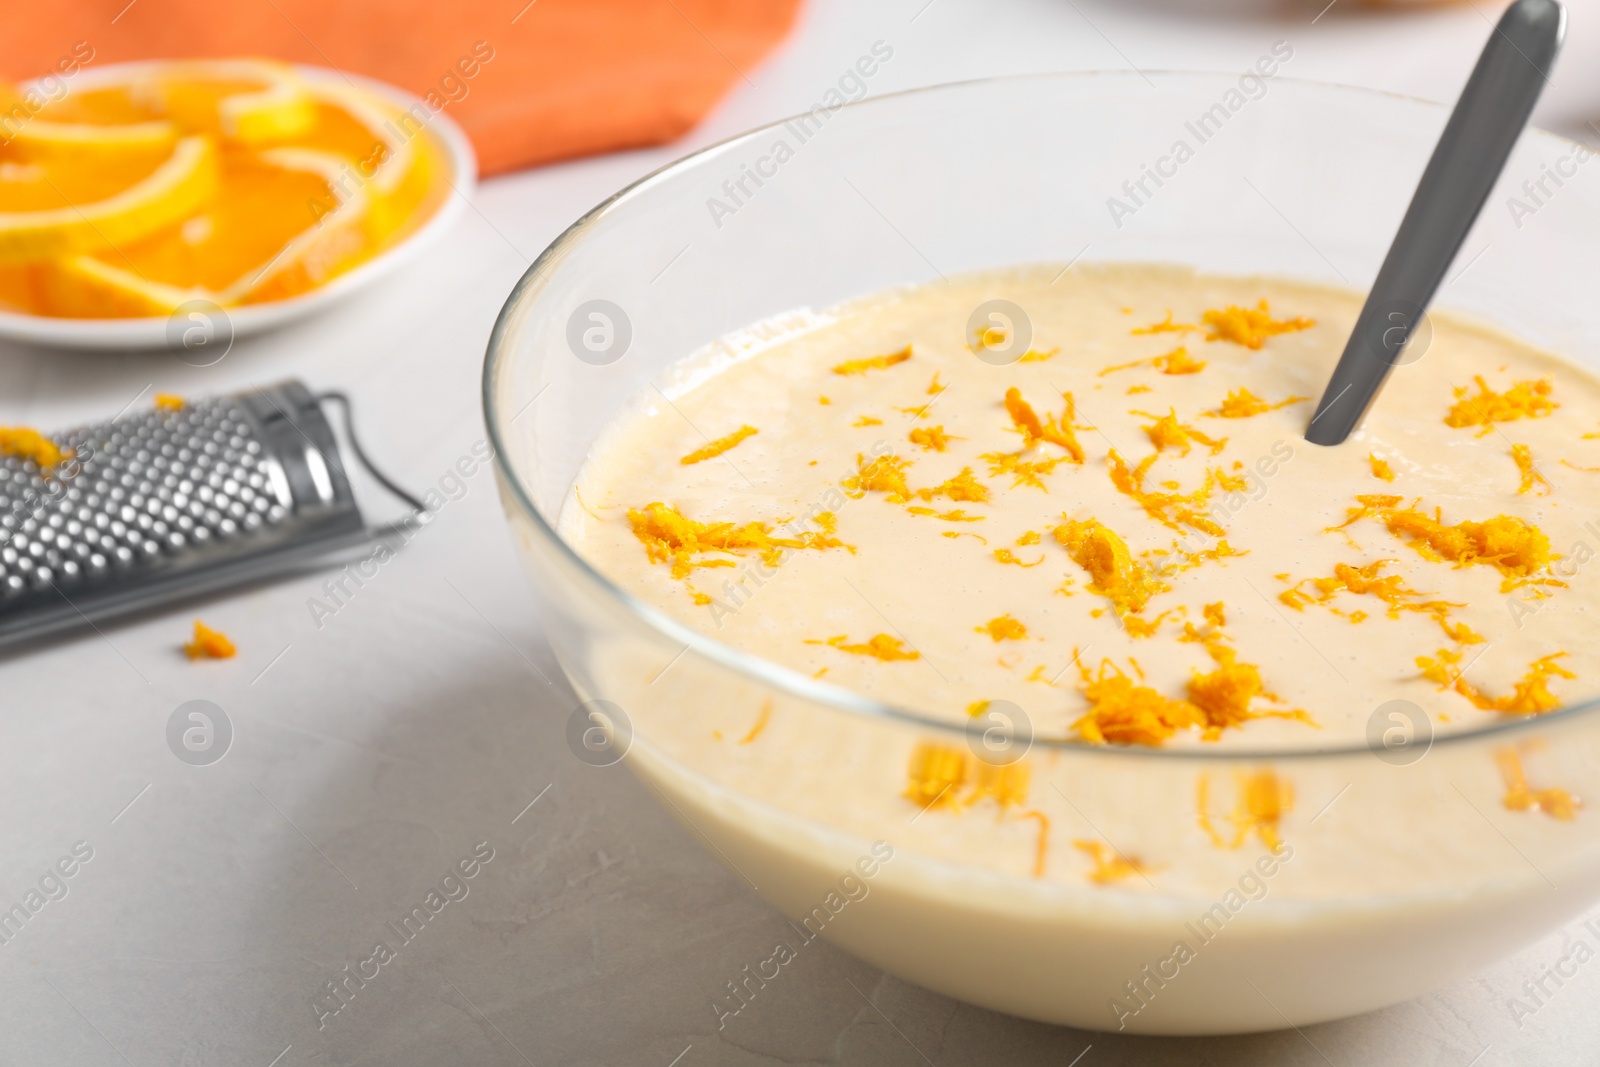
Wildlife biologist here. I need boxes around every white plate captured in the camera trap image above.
[0,61,477,352]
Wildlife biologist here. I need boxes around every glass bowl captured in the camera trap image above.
[483,72,1600,1034]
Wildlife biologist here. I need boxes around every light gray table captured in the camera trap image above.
[5,1,1600,1063]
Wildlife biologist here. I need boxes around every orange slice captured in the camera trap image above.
[146,60,316,144]
[224,147,371,303]
[0,82,178,162]
[31,147,370,315]
[5,119,179,161]
[296,83,444,244]
[0,134,218,263]
[0,61,449,317]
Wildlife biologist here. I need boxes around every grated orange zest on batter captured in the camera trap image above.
[1131,311,1197,336]
[1336,497,1554,586]
[832,344,912,375]
[627,501,846,579]
[993,549,1043,568]
[1137,408,1227,456]
[1279,559,1473,642]
[1418,649,1573,714]
[1369,454,1395,482]
[1445,376,1555,434]
[1204,387,1309,419]
[1018,347,1059,363]
[854,415,883,427]
[917,466,990,504]
[1497,748,1580,820]
[1100,344,1207,377]
[1511,443,1551,496]
[906,506,984,522]
[1016,530,1041,546]
[843,453,914,503]
[981,449,1067,491]
[1187,652,1313,738]
[1002,387,1086,462]
[1053,517,1166,616]
[814,633,920,661]
[1201,301,1313,349]
[1106,449,1226,536]
[976,614,1028,642]
[1071,656,1204,746]
[680,424,757,465]
[909,425,956,451]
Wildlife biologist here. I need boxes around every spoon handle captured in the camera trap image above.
[1304,0,1565,446]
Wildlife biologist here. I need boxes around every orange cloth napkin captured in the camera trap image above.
[0,0,802,176]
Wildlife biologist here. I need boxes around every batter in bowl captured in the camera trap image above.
[566,263,1592,750]
[554,263,1600,1031]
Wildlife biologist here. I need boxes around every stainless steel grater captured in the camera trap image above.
[0,380,421,652]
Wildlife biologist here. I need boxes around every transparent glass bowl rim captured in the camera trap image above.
[482,69,1600,762]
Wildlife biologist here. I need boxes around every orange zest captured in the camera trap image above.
[1418,648,1573,714]
[680,424,757,465]
[1200,301,1314,349]
[843,453,913,503]
[908,425,956,452]
[1105,449,1225,536]
[1445,376,1555,434]
[1053,517,1165,616]
[1369,454,1395,482]
[1279,559,1474,642]
[1002,387,1085,462]
[1204,387,1309,419]
[1099,344,1206,377]
[0,425,65,468]
[1137,408,1227,456]
[1335,497,1552,585]
[813,633,920,661]
[1511,443,1551,495]
[1071,656,1204,745]
[976,614,1028,641]
[627,501,846,579]
[831,344,911,375]
[183,620,236,660]
[917,467,990,504]
[1131,311,1196,336]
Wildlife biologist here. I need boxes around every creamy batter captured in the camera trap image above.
[546,264,1600,1032]
[565,263,1598,750]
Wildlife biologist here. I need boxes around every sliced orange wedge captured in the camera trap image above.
[146,60,316,144]
[0,59,450,317]
[31,146,371,315]
[223,147,371,303]
[0,134,218,263]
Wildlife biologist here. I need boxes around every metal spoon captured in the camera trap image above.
[1304,0,1566,446]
